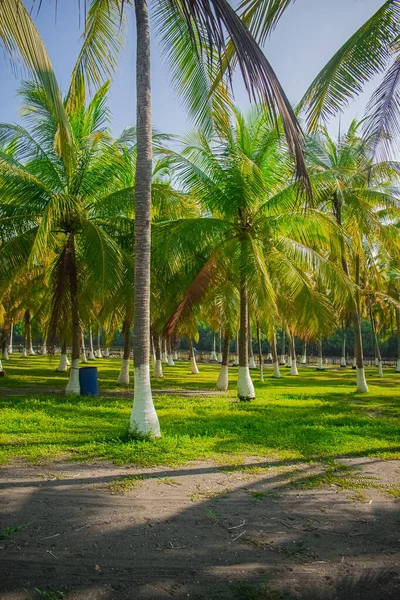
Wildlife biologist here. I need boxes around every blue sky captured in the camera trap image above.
[1,0,383,137]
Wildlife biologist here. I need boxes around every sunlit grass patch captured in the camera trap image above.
[0,357,399,466]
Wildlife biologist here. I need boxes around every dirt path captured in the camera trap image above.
[0,458,399,600]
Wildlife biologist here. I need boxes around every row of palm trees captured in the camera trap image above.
[1,0,400,438]
[1,81,400,414]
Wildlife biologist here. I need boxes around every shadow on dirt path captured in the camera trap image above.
[0,458,399,600]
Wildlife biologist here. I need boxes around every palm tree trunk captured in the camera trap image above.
[279,329,286,364]
[317,339,324,370]
[300,342,307,365]
[369,304,383,377]
[153,332,163,378]
[129,0,160,436]
[57,340,68,372]
[88,323,95,360]
[234,331,239,365]
[340,329,346,367]
[353,254,368,392]
[218,328,223,362]
[238,273,255,400]
[66,236,80,394]
[290,334,298,375]
[216,331,230,390]
[117,319,131,385]
[95,325,102,358]
[271,330,281,378]
[25,310,35,355]
[81,329,87,363]
[167,337,175,366]
[396,308,400,372]
[256,321,263,382]
[248,315,256,369]
[189,338,199,374]
[8,321,13,354]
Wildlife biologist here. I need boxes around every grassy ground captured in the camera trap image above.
[0,356,399,466]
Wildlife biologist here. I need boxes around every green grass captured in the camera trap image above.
[0,356,399,466]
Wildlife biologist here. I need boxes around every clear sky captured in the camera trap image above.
[0,0,383,138]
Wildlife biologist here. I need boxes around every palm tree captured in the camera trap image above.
[0,81,123,394]
[305,121,400,391]
[162,107,344,400]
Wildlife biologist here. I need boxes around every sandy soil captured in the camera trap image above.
[0,458,399,600]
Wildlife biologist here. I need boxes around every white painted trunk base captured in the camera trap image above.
[0,359,3,371]
[130,364,161,437]
[232,356,239,366]
[340,356,347,367]
[249,356,256,369]
[65,359,80,395]
[378,361,383,378]
[22,348,27,358]
[396,359,400,373]
[95,349,102,358]
[66,357,71,367]
[191,356,199,375]
[103,348,110,358]
[117,358,130,385]
[210,351,217,361]
[300,354,306,365]
[287,355,292,367]
[162,352,168,364]
[273,361,281,378]
[167,354,175,366]
[2,348,9,361]
[88,351,96,360]
[153,359,163,378]
[259,365,264,382]
[8,345,12,354]
[375,357,379,367]
[356,367,369,393]
[353,357,357,368]
[218,353,223,363]
[216,364,229,390]
[82,350,88,363]
[173,351,178,360]
[28,346,35,355]
[42,345,47,356]
[152,353,156,367]
[290,360,299,376]
[317,357,324,370]
[238,366,255,400]
[279,355,286,365]
[266,353,273,361]
[57,354,68,372]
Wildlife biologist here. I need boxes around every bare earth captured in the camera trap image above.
[0,458,399,600]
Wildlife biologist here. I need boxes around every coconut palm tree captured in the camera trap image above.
[306,120,400,390]
[162,107,346,400]
[0,81,124,394]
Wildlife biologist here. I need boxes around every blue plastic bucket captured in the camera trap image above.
[79,366,98,396]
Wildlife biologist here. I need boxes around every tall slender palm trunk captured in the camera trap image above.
[117,319,131,385]
[216,331,230,390]
[248,315,256,369]
[57,340,68,372]
[396,309,400,372]
[130,0,160,436]
[290,334,298,375]
[153,333,163,378]
[370,305,383,377]
[353,255,368,392]
[317,339,324,370]
[189,338,199,374]
[88,323,95,360]
[340,329,347,367]
[271,330,281,378]
[66,236,81,394]
[279,329,286,364]
[256,322,263,381]
[238,274,255,400]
